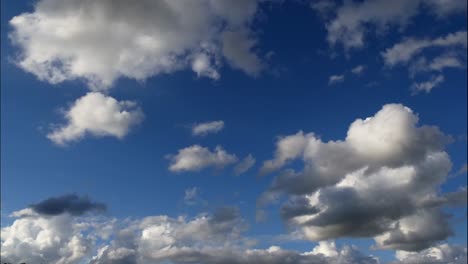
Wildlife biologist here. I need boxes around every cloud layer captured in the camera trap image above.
[2,200,384,264]
[259,104,462,251]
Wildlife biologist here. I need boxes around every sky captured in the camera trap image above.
[0,0,467,263]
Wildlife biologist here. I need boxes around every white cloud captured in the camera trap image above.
[328,74,345,85]
[234,154,256,175]
[259,104,460,251]
[9,0,263,90]
[47,92,144,145]
[192,120,225,136]
[393,243,467,264]
[351,65,365,75]
[168,145,238,172]
[1,213,95,264]
[382,31,467,67]
[321,0,466,50]
[411,75,445,94]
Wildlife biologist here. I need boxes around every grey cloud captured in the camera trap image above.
[259,104,464,251]
[30,193,106,216]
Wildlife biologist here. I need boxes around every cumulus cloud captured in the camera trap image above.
[411,75,445,94]
[9,0,263,90]
[47,92,144,145]
[259,104,462,251]
[319,0,466,50]
[392,243,467,264]
[1,195,111,264]
[328,74,345,85]
[234,154,256,175]
[192,120,225,136]
[30,194,106,216]
[2,198,379,264]
[168,145,238,172]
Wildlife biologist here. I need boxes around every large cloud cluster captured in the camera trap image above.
[9,0,264,90]
[259,104,464,251]
[2,196,385,264]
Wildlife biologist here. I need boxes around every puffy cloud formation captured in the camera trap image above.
[1,209,106,264]
[48,92,144,145]
[30,193,106,216]
[1,195,109,264]
[234,154,256,175]
[192,120,225,136]
[259,104,463,251]
[9,0,263,90]
[1,203,381,264]
[168,145,238,172]
[393,243,467,264]
[318,0,466,49]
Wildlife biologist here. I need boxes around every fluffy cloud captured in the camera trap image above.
[1,195,109,264]
[47,92,144,145]
[192,120,225,136]
[168,145,238,172]
[319,0,466,50]
[328,74,345,85]
[392,243,467,264]
[259,104,463,251]
[3,195,464,264]
[234,154,256,175]
[88,211,379,264]
[9,0,263,90]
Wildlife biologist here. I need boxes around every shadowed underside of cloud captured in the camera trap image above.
[30,193,107,216]
[259,103,465,251]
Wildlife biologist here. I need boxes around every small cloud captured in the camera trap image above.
[234,154,256,176]
[192,120,224,136]
[411,75,444,94]
[168,145,238,172]
[328,74,345,85]
[351,65,365,75]
[184,187,199,205]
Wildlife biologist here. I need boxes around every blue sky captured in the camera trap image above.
[1,1,467,263]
